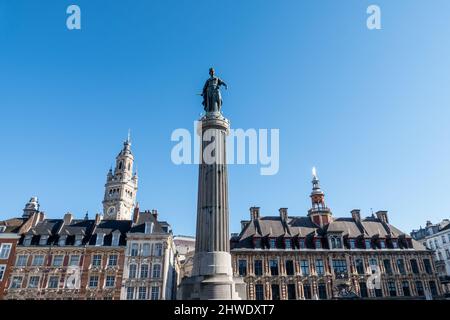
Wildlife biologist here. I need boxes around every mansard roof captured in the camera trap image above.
[129,212,167,234]
[0,217,27,233]
[232,211,425,251]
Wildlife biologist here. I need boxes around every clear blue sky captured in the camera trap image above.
[1,0,450,236]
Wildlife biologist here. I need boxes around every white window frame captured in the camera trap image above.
[16,254,28,267]
[47,275,60,289]
[52,255,64,267]
[92,254,102,267]
[89,275,99,288]
[10,276,23,289]
[69,255,80,266]
[105,275,115,288]
[108,254,118,266]
[152,264,161,278]
[28,275,40,288]
[32,255,45,266]
[0,244,12,259]
[151,286,160,300]
[154,243,163,256]
[129,264,137,278]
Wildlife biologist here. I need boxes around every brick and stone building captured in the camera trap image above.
[0,138,178,300]
[230,169,443,300]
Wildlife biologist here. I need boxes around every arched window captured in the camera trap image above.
[119,161,123,170]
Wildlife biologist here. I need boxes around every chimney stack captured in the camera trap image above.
[151,209,158,220]
[133,204,140,224]
[250,207,260,220]
[376,210,389,224]
[351,209,361,222]
[63,212,73,225]
[279,208,288,221]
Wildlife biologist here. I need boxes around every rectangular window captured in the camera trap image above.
[349,239,356,249]
[415,281,424,296]
[369,258,378,273]
[299,239,306,249]
[287,284,296,300]
[365,239,372,249]
[286,260,295,276]
[359,282,368,298]
[238,259,247,276]
[355,259,365,275]
[315,259,325,276]
[154,243,163,256]
[142,243,151,256]
[126,287,134,300]
[105,275,115,287]
[410,259,420,274]
[92,254,102,267]
[152,264,161,278]
[0,244,12,259]
[254,260,263,276]
[255,284,264,300]
[69,255,80,266]
[388,281,397,297]
[269,259,279,276]
[130,243,139,256]
[423,259,433,274]
[151,286,160,300]
[429,281,438,296]
[129,264,137,278]
[28,276,40,288]
[397,259,406,275]
[32,255,45,266]
[52,255,64,267]
[300,260,309,276]
[16,255,28,267]
[285,239,292,249]
[379,240,386,249]
[89,276,99,288]
[332,259,348,275]
[269,239,276,249]
[10,276,23,289]
[315,239,322,249]
[392,240,399,249]
[402,281,411,297]
[318,283,327,299]
[271,284,280,300]
[140,264,149,278]
[254,238,262,249]
[0,265,6,281]
[383,259,393,275]
[48,276,59,289]
[138,287,147,300]
[375,288,383,297]
[303,283,311,299]
[108,255,118,266]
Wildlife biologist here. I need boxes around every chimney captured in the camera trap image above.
[133,205,140,224]
[63,212,73,225]
[95,213,102,225]
[279,208,288,221]
[241,220,250,231]
[151,209,158,220]
[376,210,389,224]
[250,207,260,220]
[351,209,361,222]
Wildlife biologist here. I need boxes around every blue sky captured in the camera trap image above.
[1,0,450,236]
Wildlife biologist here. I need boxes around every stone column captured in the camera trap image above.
[179,111,246,300]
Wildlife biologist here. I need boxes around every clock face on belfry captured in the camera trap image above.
[107,207,115,217]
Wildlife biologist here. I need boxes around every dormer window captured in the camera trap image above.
[96,233,105,246]
[285,238,292,249]
[39,235,48,246]
[0,226,6,233]
[299,238,306,249]
[365,239,372,249]
[254,238,262,249]
[145,222,154,234]
[315,239,322,249]
[59,236,67,247]
[269,238,276,249]
[379,239,386,249]
[349,239,356,249]
[329,236,342,249]
[24,235,32,246]
[112,233,120,246]
[392,239,398,249]
[75,235,83,246]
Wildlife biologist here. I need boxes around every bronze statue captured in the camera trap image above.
[201,68,228,113]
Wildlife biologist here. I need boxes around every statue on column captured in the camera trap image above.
[201,68,228,113]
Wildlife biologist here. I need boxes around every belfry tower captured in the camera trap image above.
[102,134,138,220]
[308,167,333,227]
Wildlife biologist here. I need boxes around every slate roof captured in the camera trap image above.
[0,218,27,233]
[232,213,425,251]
